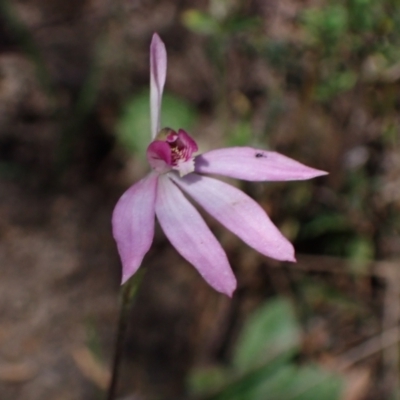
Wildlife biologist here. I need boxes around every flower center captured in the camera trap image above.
[146,128,198,176]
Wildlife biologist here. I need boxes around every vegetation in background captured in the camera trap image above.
[189,298,343,400]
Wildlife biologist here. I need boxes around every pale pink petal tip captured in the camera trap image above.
[121,272,131,285]
[224,280,236,297]
[311,169,329,177]
[286,253,296,262]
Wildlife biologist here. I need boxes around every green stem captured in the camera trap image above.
[106,269,145,400]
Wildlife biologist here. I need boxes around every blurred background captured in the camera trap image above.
[0,0,399,399]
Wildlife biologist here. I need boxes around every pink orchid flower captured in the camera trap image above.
[112,33,327,296]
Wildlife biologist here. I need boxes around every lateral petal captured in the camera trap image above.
[195,147,328,181]
[150,33,167,139]
[155,174,236,296]
[112,173,158,284]
[146,140,172,173]
[172,173,295,262]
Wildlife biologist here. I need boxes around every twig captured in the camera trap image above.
[287,254,399,279]
[336,326,400,371]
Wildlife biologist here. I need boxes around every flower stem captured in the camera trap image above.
[106,269,145,400]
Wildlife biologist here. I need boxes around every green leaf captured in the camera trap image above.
[188,366,231,396]
[208,357,292,400]
[233,298,301,373]
[347,236,374,274]
[116,91,198,158]
[301,5,348,52]
[228,120,252,146]
[348,0,378,32]
[182,9,221,35]
[252,364,343,400]
[195,359,342,400]
[300,212,351,238]
[315,70,357,102]
[224,16,262,34]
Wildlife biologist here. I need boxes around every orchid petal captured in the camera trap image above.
[195,147,328,181]
[174,129,199,153]
[155,174,236,296]
[112,173,158,284]
[146,140,172,173]
[150,33,167,139]
[172,173,295,262]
